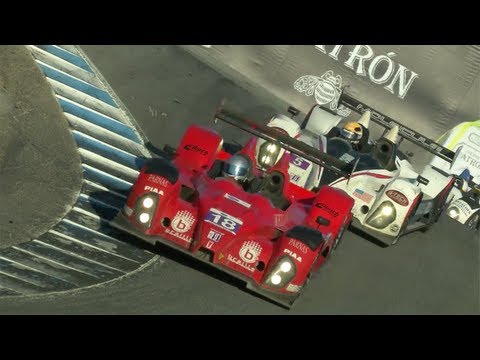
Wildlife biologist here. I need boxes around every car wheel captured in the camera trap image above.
[302,252,320,289]
[433,182,454,223]
[332,224,345,251]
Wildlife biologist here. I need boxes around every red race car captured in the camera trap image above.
[110,108,355,308]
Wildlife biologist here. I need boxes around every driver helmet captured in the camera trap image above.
[222,154,251,182]
[339,121,363,143]
[339,110,371,147]
[256,114,300,170]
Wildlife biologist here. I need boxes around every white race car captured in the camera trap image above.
[446,169,480,230]
[429,119,480,201]
[266,93,461,246]
[425,119,480,230]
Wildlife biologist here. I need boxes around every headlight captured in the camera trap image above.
[448,206,460,220]
[267,143,278,153]
[143,197,154,209]
[134,193,159,228]
[139,213,150,223]
[264,256,296,289]
[366,200,397,229]
[258,141,282,169]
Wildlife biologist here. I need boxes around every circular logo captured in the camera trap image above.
[315,81,336,104]
[171,210,195,233]
[239,241,262,264]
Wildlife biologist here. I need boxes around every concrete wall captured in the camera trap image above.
[182,45,480,168]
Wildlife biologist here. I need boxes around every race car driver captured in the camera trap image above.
[221,153,251,183]
[327,110,372,153]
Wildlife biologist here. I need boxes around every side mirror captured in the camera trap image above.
[417,175,429,186]
[163,144,176,155]
[287,106,300,118]
[316,216,330,226]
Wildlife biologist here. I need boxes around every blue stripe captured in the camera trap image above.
[38,63,118,108]
[73,132,144,170]
[37,45,93,73]
[82,165,133,194]
[59,98,141,144]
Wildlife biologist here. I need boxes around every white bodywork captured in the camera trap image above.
[301,105,343,136]
[429,120,480,200]
[447,198,479,225]
[330,158,452,240]
[267,105,455,243]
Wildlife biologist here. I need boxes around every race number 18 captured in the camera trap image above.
[205,208,242,234]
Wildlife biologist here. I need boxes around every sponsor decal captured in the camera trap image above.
[288,239,309,254]
[339,152,356,164]
[353,188,374,204]
[123,205,133,216]
[315,202,339,217]
[144,185,164,196]
[184,144,208,156]
[286,284,302,293]
[147,174,169,187]
[165,228,192,243]
[294,70,351,116]
[290,174,301,183]
[227,254,255,273]
[206,240,215,249]
[207,229,223,242]
[468,132,480,148]
[314,45,419,100]
[224,193,251,208]
[205,208,243,235]
[455,199,473,217]
[386,190,409,206]
[274,213,286,227]
[171,210,196,233]
[239,241,262,264]
[288,154,312,186]
[459,148,480,171]
[284,248,302,262]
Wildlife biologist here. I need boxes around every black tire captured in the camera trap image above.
[395,195,422,243]
[333,223,345,250]
[421,188,453,235]
[432,182,455,223]
[332,216,350,252]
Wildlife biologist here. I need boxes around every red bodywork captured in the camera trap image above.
[112,124,354,308]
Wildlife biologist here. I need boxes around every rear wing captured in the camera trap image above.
[338,91,456,163]
[214,108,353,179]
